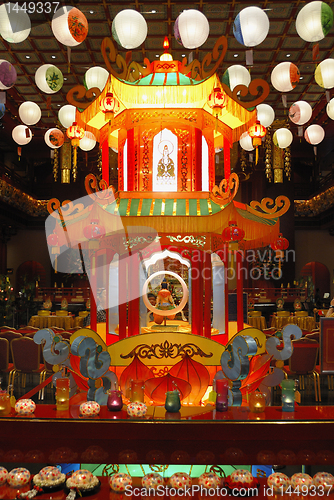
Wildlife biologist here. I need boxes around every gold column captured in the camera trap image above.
[60,141,71,183]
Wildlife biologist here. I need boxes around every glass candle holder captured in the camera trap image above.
[165,390,181,413]
[0,390,11,416]
[107,390,123,411]
[131,380,145,403]
[216,379,228,412]
[249,391,266,413]
[56,377,70,411]
[281,379,295,412]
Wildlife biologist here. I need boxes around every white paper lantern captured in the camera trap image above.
[233,6,269,47]
[12,125,32,145]
[273,128,293,149]
[222,65,251,91]
[289,101,312,125]
[256,103,275,128]
[326,97,334,119]
[19,102,41,126]
[296,1,333,42]
[58,105,76,128]
[35,64,63,94]
[314,58,334,89]
[304,124,325,145]
[52,6,88,47]
[44,128,65,149]
[0,3,31,43]
[112,9,147,49]
[84,67,109,92]
[271,62,300,92]
[79,131,96,151]
[239,132,254,151]
[174,10,209,49]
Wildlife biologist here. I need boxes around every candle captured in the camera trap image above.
[281,379,295,412]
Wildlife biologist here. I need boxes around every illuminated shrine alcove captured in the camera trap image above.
[153,129,178,192]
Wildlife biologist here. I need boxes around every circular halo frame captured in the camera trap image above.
[158,140,174,156]
[142,271,188,317]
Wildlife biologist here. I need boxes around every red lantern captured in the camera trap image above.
[47,231,60,272]
[208,87,226,133]
[271,233,289,252]
[83,219,106,249]
[99,92,120,122]
[222,221,245,243]
[248,120,266,147]
[66,121,85,147]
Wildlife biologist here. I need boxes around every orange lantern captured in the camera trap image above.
[99,92,120,123]
[66,121,85,179]
[208,86,226,132]
[248,120,266,163]
[271,232,289,272]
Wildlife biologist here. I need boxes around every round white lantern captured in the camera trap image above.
[256,103,275,128]
[296,1,333,42]
[315,58,334,89]
[84,67,109,93]
[58,105,76,128]
[44,128,65,148]
[112,9,147,50]
[79,131,96,151]
[174,10,209,49]
[271,62,300,92]
[222,65,251,91]
[19,102,41,126]
[289,101,312,125]
[52,6,88,47]
[304,124,325,145]
[0,3,31,43]
[12,125,32,145]
[233,6,269,47]
[273,128,293,149]
[326,97,334,119]
[239,132,254,151]
[35,64,63,94]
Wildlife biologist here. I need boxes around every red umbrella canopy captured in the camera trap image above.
[169,353,210,405]
[144,372,191,405]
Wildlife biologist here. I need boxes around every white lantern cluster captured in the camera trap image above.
[233,6,269,47]
[12,125,32,145]
[58,105,76,128]
[315,58,334,89]
[289,101,312,125]
[239,132,254,151]
[222,65,251,91]
[79,131,96,151]
[296,1,333,42]
[35,64,63,94]
[273,128,293,149]
[0,3,31,43]
[112,9,147,49]
[271,62,300,92]
[174,10,209,49]
[52,6,88,47]
[256,103,275,128]
[84,67,109,93]
[19,102,41,126]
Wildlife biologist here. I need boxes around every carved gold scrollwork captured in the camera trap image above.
[85,173,116,204]
[101,37,152,81]
[120,341,213,360]
[212,173,239,204]
[248,195,290,219]
[66,85,101,109]
[221,78,270,110]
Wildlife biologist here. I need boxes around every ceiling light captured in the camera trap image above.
[182,54,186,57]
[89,10,94,14]
[25,55,30,59]
[51,55,56,59]
[286,54,291,58]
[234,54,238,58]
[156,54,159,58]
[151,10,156,14]
[64,77,67,80]
[300,76,304,80]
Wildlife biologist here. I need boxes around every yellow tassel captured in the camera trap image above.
[256,147,258,164]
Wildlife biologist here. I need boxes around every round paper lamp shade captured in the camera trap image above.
[44,128,65,148]
[174,10,209,49]
[0,59,17,90]
[84,66,109,92]
[35,64,63,94]
[19,101,41,126]
[271,62,300,92]
[0,3,31,43]
[52,6,88,47]
[289,101,312,125]
[12,125,32,145]
[296,1,333,42]
[256,103,275,127]
[273,128,293,148]
[79,131,96,151]
[233,6,269,47]
[326,97,334,119]
[304,124,325,145]
[58,104,76,128]
[315,58,334,89]
[222,65,251,91]
[112,9,147,49]
[239,132,254,151]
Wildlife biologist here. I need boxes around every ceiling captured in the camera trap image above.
[1,0,334,208]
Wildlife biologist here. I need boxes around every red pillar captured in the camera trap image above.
[223,246,229,340]
[127,253,140,336]
[195,128,202,191]
[236,250,244,332]
[127,128,135,191]
[203,251,212,338]
[191,250,203,335]
[118,256,127,340]
[223,136,230,180]
[102,139,109,185]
